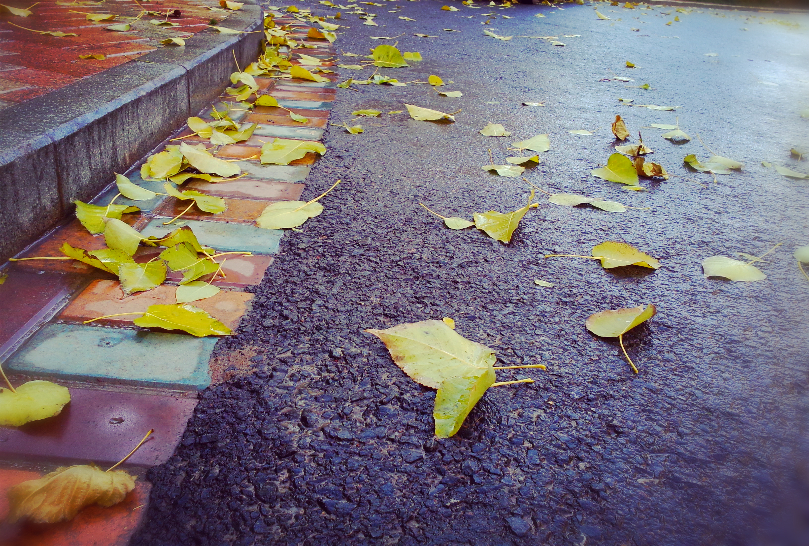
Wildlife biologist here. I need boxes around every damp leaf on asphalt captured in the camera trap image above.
[0,4,32,16]
[260,138,326,165]
[367,319,496,438]
[511,134,550,153]
[615,143,652,156]
[506,155,539,165]
[702,256,766,281]
[179,143,241,177]
[104,218,148,256]
[257,180,339,229]
[637,104,678,111]
[352,109,381,117]
[650,123,677,130]
[548,193,627,213]
[569,130,593,135]
[480,123,511,137]
[473,190,535,244]
[585,304,656,374]
[86,13,116,22]
[428,75,444,86]
[0,380,71,427]
[483,29,512,41]
[116,174,157,201]
[163,183,227,214]
[662,128,691,143]
[482,164,524,177]
[591,153,639,186]
[634,157,669,179]
[419,203,474,230]
[176,281,221,304]
[438,90,463,98]
[118,261,168,295]
[370,44,409,67]
[8,465,136,523]
[160,243,220,284]
[405,104,455,122]
[534,279,554,287]
[134,304,232,336]
[595,9,610,19]
[403,51,423,61]
[775,165,809,179]
[612,115,630,140]
[290,65,329,82]
[74,201,139,235]
[592,242,661,269]
[684,154,742,175]
[795,245,809,284]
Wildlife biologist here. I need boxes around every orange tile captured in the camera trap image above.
[59,279,253,331]
[185,178,304,201]
[266,89,336,102]
[252,105,330,118]
[134,250,274,287]
[0,467,150,546]
[14,219,116,275]
[153,196,270,223]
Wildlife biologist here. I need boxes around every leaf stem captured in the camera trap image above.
[491,378,534,388]
[746,242,782,265]
[619,334,639,374]
[106,429,154,472]
[232,50,241,73]
[8,256,72,261]
[0,363,17,393]
[163,202,196,225]
[84,312,144,324]
[544,254,600,260]
[293,180,340,212]
[493,364,546,370]
[799,261,809,284]
[419,203,447,220]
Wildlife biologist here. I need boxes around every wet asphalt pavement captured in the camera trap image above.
[132,2,809,545]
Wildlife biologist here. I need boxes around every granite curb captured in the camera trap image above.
[0,1,265,264]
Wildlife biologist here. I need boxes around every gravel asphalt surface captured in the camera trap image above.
[132,2,809,545]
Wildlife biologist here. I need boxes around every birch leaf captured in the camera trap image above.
[548,193,626,213]
[60,243,124,274]
[260,138,326,165]
[405,104,455,122]
[403,52,422,61]
[366,319,497,438]
[612,115,630,140]
[480,123,511,137]
[428,75,444,86]
[775,165,809,179]
[153,227,210,254]
[74,201,139,234]
[794,246,809,263]
[144,147,184,179]
[290,65,329,82]
[352,109,381,117]
[133,304,232,336]
[370,44,408,67]
[511,134,549,153]
[482,164,524,177]
[586,305,656,338]
[702,256,766,281]
[116,173,157,201]
[0,381,71,427]
[176,281,220,304]
[661,128,691,143]
[118,261,167,295]
[87,248,134,275]
[593,242,660,269]
[0,4,32,16]
[596,10,610,19]
[592,153,639,186]
[444,217,474,229]
[179,143,240,177]
[161,38,185,47]
[163,183,227,214]
[160,243,219,284]
[104,218,146,256]
[650,123,677,130]
[256,201,324,229]
[684,154,742,175]
[87,13,115,22]
[8,465,135,524]
[473,190,535,244]
[506,155,539,165]
[254,95,279,107]
[438,91,462,98]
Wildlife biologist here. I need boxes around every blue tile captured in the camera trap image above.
[238,161,311,181]
[253,124,324,140]
[277,99,330,110]
[93,171,167,212]
[6,323,216,389]
[140,218,283,254]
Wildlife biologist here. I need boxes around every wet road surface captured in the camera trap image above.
[132,2,809,545]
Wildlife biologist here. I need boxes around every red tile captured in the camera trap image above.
[0,268,87,351]
[0,467,151,546]
[246,112,329,128]
[266,89,336,102]
[0,387,198,467]
[252,105,330,118]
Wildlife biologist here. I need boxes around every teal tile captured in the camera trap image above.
[277,99,330,110]
[140,218,283,254]
[6,324,216,389]
[239,161,311,181]
[94,171,167,212]
[253,124,324,140]
[281,80,336,88]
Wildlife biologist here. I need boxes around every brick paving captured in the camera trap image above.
[0,0,232,110]
[0,9,335,544]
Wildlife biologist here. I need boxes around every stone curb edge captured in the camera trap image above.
[638,0,807,14]
[0,1,265,264]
